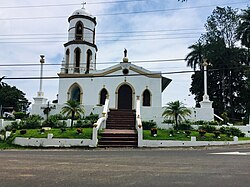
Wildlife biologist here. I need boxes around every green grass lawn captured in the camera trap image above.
[11,128,93,139]
[0,128,93,149]
[143,129,250,141]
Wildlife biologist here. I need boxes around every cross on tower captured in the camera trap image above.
[82,1,86,9]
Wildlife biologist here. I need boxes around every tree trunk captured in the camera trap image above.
[71,111,75,128]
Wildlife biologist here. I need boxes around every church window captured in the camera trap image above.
[142,89,151,106]
[74,48,81,73]
[70,86,81,102]
[65,49,70,73]
[100,88,108,105]
[75,22,83,40]
[86,49,92,74]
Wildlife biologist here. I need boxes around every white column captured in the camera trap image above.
[202,59,209,101]
[37,55,45,97]
[200,59,213,109]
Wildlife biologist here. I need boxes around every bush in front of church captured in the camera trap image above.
[142,120,157,130]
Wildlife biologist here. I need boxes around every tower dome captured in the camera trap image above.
[62,4,97,75]
[72,7,93,18]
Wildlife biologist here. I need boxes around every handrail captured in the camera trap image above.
[136,96,142,130]
[214,113,233,126]
[91,95,110,147]
[136,96,143,147]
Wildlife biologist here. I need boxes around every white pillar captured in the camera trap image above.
[37,55,45,97]
[203,59,209,101]
[200,59,213,108]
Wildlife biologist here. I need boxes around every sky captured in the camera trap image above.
[0,0,249,108]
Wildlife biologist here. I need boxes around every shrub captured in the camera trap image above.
[229,127,243,137]
[169,129,174,136]
[219,126,245,137]
[24,115,42,129]
[84,113,99,124]
[151,128,157,136]
[13,112,27,120]
[178,123,192,130]
[198,129,206,137]
[213,131,220,138]
[142,120,156,130]
[76,128,83,134]
[42,115,63,128]
[0,129,5,135]
[194,120,207,125]
[20,129,27,135]
[209,121,219,126]
[185,130,191,137]
[61,128,66,133]
[40,129,45,133]
[5,125,13,131]
[198,125,216,133]
[162,119,174,124]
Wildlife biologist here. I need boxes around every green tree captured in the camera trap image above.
[237,7,250,49]
[162,100,191,130]
[61,100,85,128]
[0,83,29,112]
[186,6,249,121]
[185,42,204,71]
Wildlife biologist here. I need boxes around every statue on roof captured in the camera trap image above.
[124,48,127,58]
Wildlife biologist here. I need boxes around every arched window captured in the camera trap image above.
[70,86,81,102]
[75,22,83,40]
[142,89,151,106]
[100,88,108,105]
[74,48,81,73]
[86,49,92,74]
[65,49,70,73]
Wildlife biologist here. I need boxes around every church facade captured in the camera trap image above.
[31,6,172,124]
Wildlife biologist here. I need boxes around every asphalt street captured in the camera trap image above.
[0,145,250,187]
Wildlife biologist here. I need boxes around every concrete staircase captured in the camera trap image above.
[98,109,138,147]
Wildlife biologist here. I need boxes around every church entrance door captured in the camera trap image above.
[118,84,132,109]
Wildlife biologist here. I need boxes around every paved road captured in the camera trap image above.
[0,145,250,187]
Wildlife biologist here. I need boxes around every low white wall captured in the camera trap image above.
[0,119,19,130]
[14,137,94,147]
[138,133,250,147]
[139,139,250,147]
[236,125,250,137]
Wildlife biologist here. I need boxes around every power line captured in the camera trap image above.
[1,67,247,80]
[0,28,204,37]
[0,0,145,9]
[0,1,247,21]
[0,58,186,67]
[0,32,202,40]
[0,36,198,44]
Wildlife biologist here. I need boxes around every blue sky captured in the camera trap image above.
[0,0,249,107]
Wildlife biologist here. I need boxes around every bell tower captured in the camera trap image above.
[61,4,97,74]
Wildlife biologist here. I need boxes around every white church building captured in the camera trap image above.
[31,5,214,124]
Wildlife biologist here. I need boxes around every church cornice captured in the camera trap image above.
[68,15,97,25]
[64,40,98,51]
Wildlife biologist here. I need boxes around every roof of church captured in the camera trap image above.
[72,8,93,18]
[58,61,171,92]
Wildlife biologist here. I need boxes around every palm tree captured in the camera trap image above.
[237,7,250,48]
[185,42,204,71]
[237,7,250,65]
[162,100,191,130]
[61,100,85,128]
